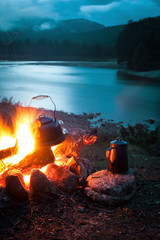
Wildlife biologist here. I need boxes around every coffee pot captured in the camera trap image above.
[106,137,128,174]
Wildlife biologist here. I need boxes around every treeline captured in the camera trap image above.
[0,39,116,61]
[117,17,160,71]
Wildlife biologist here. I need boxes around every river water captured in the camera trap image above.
[0,61,159,126]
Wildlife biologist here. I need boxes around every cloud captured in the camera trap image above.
[0,0,58,29]
[80,0,160,26]
[80,2,120,13]
[0,0,159,30]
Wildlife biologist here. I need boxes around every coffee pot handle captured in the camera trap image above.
[106,147,115,163]
[106,147,111,160]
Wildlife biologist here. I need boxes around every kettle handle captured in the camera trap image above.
[106,147,115,164]
[29,95,56,119]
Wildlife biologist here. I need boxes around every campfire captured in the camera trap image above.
[0,99,97,200]
[0,97,136,206]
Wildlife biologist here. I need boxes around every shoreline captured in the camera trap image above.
[0,59,121,69]
[1,60,159,79]
[0,99,159,156]
[0,98,159,131]
[117,69,160,80]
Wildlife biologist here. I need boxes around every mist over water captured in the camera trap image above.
[0,61,160,126]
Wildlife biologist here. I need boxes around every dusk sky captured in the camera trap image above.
[0,0,160,30]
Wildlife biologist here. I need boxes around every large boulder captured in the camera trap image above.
[85,169,136,205]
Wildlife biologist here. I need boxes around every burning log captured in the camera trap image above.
[5,169,29,201]
[0,147,55,184]
[0,143,18,160]
[54,131,97,159]
[13,147,55,174]
[54,132,84,159]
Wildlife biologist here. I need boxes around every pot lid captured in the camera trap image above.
[111,137,127,146]
[37,115,53,125]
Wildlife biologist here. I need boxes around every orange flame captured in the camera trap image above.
[2,121,35,167]
[0,107,36,180]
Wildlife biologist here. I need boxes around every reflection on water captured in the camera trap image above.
[0,61,160,126]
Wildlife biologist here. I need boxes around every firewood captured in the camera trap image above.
[0,143,18,160]
[13,147,55,174]
[54,131,84,159]
[66,157,93,183]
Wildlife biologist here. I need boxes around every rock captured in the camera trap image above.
[84,169,136,205]
[45,163,79,193]
[148,118,155,124]
[5,169,29,201]
[30,169,57,197]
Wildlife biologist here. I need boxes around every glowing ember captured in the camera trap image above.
[51,146,64,166]
[23,174,30,187]
[40,165,48,173]
[83,134,97,145]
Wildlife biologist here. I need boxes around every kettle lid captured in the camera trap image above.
[111,137,127,146]
[37,115,53,125]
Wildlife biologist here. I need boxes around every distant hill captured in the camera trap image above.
[0,18,124,46]
[55,18,105,33]
[61,25,124,46]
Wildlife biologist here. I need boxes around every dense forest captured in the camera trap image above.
[0,16,160,70]
[0,39,116,61]
[117,16,160,71]
[0,21,122,61]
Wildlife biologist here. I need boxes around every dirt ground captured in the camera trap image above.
[0,143,159,240]
[0,101,159,240]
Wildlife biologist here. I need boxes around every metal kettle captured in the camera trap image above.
[30,95,65,148]
[106,137,128,174]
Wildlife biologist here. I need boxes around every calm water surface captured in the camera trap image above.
[0,61,160,126]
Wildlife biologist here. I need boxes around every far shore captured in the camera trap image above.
[0,59,121,69]
[1,60,159,79]
[118,69,160,80]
